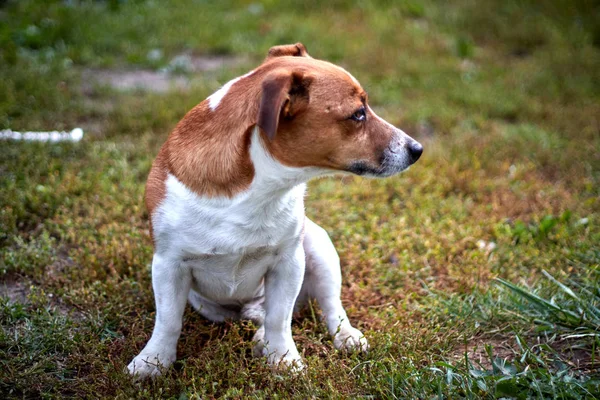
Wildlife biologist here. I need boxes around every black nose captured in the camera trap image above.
[407,141,423,163]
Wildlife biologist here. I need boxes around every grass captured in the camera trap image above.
[1,0,599,398]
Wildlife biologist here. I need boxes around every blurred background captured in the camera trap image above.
[1,0,599,398]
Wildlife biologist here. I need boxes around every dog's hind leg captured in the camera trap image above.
[299,217,369,352]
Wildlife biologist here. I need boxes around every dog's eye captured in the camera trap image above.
[349,107,366,122]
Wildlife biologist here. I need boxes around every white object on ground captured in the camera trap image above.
[0,128,84,142]
[476,240,497,252]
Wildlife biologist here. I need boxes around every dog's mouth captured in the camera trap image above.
[347,141,423,178]
[346,161,407,178]
[346,161,389,177]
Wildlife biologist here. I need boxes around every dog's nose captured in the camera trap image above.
[407,141,423,164]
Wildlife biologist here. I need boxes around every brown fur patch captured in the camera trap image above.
[258,70,312,140]
[145,145,168,241]
[165,100,256,198]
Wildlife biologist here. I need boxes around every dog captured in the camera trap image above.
[127,43,423,378]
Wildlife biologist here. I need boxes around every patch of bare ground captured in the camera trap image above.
[0,279,30,304]
[84,69,191,93]
[548,337,598,375]
[185,54,249,72]
[450,335,518,370]
[0,251,85,320]
[83,54,248,93]
[450,334,598,375]
[0,276,84,320]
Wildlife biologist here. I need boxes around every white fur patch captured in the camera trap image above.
[207,70,255,111]
[248,127,328,189]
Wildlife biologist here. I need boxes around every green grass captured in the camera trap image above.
[1,0,599,398]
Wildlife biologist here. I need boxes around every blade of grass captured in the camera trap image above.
[495,278,581,325]
[542,270,600,323]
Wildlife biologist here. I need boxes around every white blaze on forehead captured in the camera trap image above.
[207,70,255,111]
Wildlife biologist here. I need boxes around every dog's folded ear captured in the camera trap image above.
[266,43,311,60]
[258,70,313,141]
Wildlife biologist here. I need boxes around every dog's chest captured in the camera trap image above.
[155,174,305,251]
[184,246,278,301]
[153,174,306,301]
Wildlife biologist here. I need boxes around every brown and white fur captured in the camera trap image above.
[127,43,423,378]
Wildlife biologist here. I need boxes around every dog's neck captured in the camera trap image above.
[248,127,326,195]
[164,67,333,202]
[167,99,328,202]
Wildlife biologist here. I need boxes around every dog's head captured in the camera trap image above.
[257,43,423,177]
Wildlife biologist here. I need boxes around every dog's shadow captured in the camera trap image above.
[173,301,331,368]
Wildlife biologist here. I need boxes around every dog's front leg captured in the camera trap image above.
[302,217,368,352]
[127,254,191,378]
[259,241,305,369]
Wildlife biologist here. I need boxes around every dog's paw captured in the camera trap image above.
[254,346,305,371]
[333,326,369,352]
[126,351,175,379]
[253,332,304,371]
[268,352,305,372]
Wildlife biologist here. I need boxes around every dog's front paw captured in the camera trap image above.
[126,351,175,379]
[255,346,305,371]
[334,326,369,352]
[269,351,305,372]
[255,337,304,371]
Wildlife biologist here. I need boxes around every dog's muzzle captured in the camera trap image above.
[347,132,423,178]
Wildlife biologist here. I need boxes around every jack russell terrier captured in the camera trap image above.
[127,43,423,378]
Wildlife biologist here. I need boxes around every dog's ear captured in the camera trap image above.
[258,70,313,141]
[266,43,311,60]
